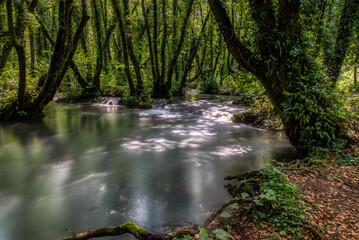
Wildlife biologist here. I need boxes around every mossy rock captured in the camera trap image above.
[231,110,267,126]
[136,101,153,109]
[232,93,257,106]
[225,170,262,181]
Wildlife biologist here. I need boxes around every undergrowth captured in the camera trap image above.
[253,166,307,238]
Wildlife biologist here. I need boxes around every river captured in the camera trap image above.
[0,101,295,240]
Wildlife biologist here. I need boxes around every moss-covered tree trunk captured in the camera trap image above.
[179,13,210,95]
[163,0,194,97]
[208,0,344,154]
[152,0,161,96]
[327,0,359,86]
[31,0,90,112]
[91,0,103,93]
[111,0,136,96]
[6,0,27,109]
[0,40,13,74]
[141,0,158,89]
[122,0,143,94]
[29,29,36,75]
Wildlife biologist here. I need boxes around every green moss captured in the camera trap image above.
[120,222,148,238]
[105,226,116,233]
[137,101,153,109]
[242,183,252,194]
[174,229,191,238]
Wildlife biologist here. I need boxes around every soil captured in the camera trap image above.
[200,163,359,240]
[286,164,359,240]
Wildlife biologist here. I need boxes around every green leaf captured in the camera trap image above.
[241,192,249,199]
[182,235,194,240]
[231,203,239,209]
[262,189,276,201]
[219,210,231,218]
[198,228,213,240]
[213,229,230,240]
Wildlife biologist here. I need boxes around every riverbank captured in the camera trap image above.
[58,159,359,240]
[199,160,359,240]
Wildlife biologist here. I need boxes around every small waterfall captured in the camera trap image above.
[92,97,122,106]
[154,100,245,122]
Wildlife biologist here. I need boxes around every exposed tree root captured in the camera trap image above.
[200,198,253,228]
[58,222,170,240]
[224,170,261,181]
[58,197,257,240]
[305,222,329,240]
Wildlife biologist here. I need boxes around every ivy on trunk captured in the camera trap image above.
[208,0,345,155]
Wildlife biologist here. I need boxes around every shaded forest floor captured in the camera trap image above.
[200,162,359,240]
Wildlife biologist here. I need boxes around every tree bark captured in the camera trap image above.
[152,0,160,90]
[141,0,158,85]
[58,222,170,240]
[208,0,343,154]
[160,0,167,86]
[313,0,327,57]
[32,0,90,112]
[91,0,103,92]
[7,0,27,109]
[112,0,136,96]
[164,0,194,97]
[36,14,90,91]
[0,40,13,74]
[327,0,359,86]
[29,29,36,75]
[179,13,210,95]
[123,0,143,94]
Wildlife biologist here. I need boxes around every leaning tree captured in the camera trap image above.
[208,0,358,154]
[1,0,90,119]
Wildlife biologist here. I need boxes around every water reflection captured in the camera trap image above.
[0,104,295,240]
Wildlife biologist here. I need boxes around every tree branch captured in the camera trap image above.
[200,198,253,228]
[327,0,359,86]
[207,0,264,79]
[165,0,194,90]
[58,222,170,240]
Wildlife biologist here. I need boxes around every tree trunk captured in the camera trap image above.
[152,0,161,92]
[327,0,359,86]
[0,40,13,74]
[179,13,210,95]
[313,0,326,58]
[160,0,167,86]
[91,0,103,93]
[29,29,36,75]
[32,0,90,112]
[36,15,90,91]
[7,0,27,109]
[112,0,136,96]
[208,0,343,154]
[123,0,143,94]
[141,0,158,86]
[172,0,179,87]
[164,0,194,97]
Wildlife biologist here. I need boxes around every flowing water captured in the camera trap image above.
[0,102,295,240]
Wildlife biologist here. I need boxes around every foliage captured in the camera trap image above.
[282,64,345,152]
[173,228,230,240]
[199,77,219,94]
[337,156,359,165]
[254,167,307,238]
